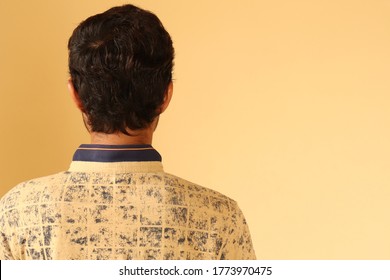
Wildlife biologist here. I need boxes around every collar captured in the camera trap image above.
[72,144,162,162]
[68,144,163,173]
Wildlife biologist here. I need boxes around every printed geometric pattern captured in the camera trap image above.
[0,148,256,260]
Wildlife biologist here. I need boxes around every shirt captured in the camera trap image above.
[0,144,256,260]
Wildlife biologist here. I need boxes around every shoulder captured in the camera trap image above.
[0,172,70,211]
[162,172,240,211]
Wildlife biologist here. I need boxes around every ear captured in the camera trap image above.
[67,78,84,111]
[159,81,173,114]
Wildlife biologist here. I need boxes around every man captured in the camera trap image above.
[0,4,255,260]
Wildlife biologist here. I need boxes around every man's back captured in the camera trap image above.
[0,144,255,260]
[0,4,256,260]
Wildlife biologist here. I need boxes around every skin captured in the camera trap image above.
[67,79,173,145]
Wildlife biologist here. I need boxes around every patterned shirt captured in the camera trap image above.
[0,144,256,260]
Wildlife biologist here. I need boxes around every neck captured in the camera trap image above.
[90,128,154,146]
[87,117,159,146]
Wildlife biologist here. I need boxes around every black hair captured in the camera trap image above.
[68,4,174,133]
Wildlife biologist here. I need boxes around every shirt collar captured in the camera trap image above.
[72,144,162,163]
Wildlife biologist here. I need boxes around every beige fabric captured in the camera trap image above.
[0,161,256,260]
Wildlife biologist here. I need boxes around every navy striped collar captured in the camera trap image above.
[72,144,162,163]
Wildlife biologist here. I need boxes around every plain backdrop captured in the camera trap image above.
[1,0,390,259]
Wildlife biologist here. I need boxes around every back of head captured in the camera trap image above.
[68,4,174,134]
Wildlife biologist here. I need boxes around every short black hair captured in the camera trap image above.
[68,4,174,133]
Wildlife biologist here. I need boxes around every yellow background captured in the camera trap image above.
[1,0,390,259]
